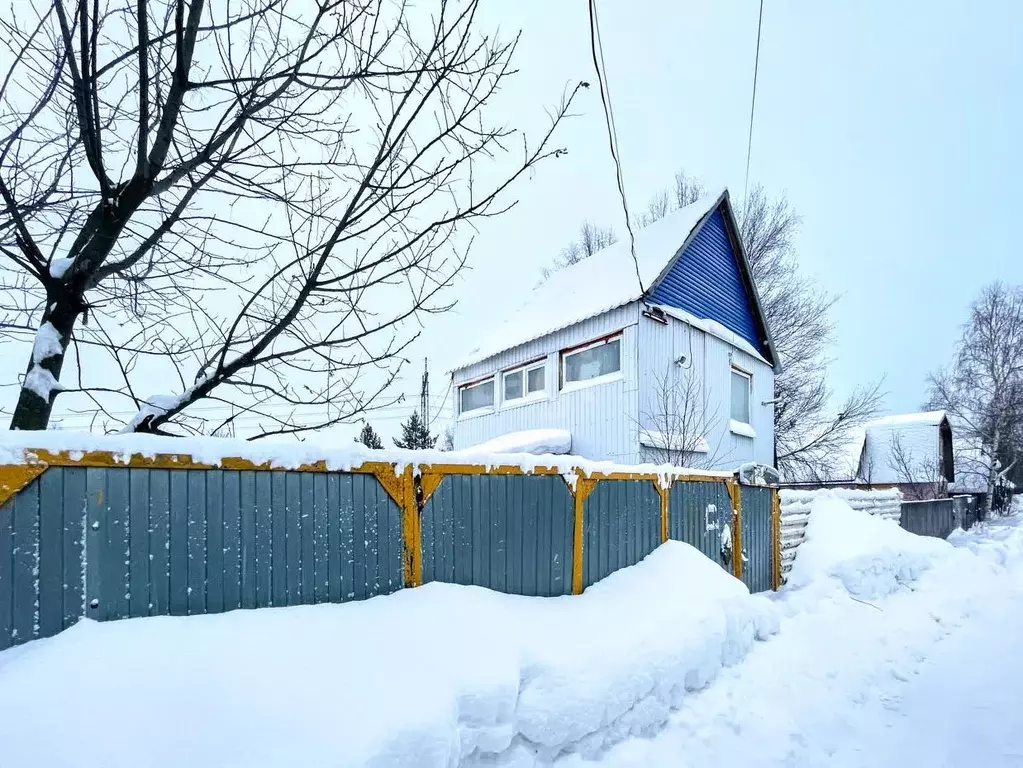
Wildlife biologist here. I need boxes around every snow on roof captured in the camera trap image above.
[460,428,571,457]
[866,411,947,428]
[453,191,724,371]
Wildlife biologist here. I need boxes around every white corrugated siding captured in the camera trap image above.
[452,305,641,463]
[636,311,774,470]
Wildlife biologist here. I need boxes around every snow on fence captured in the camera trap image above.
[778,487,902,581]
[0,432,781,651]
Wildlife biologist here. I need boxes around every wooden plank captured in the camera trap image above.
[338,474,355,600]
[255,471,273,607]
[85,469,106,621]
[186,470,207,615]
[285,472,301,605]
[222,470,241,611]
[148,469,170,617]
[0,496,13,649]
[351,475,367,600]
[128,470,150,618]
[326,473,342,603]
[104,468,131,620]
[61,468,87,629]
[168,470,188,615]
[38,469,64,638]
[239,471,257,609]
[205,471,224,614]
[300,473,315,603]
[270,471,287,607]
[12,478,39,642]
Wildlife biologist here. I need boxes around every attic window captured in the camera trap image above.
[459,378,494,414]
[561,335,622,387]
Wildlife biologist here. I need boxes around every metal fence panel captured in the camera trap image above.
[582,480,660,589]
[900,498,956,539]
[0,466,403,652]
[740,485,772,593]
[669,480,731,570]
[420,474,574,597]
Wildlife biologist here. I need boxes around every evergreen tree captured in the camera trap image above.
[393,410,437,450]
[357,422,384,449]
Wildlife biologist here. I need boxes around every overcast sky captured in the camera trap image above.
[3,1,1020,443]
[400,0,1023,440]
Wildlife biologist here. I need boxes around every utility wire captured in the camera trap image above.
[587,0,644,295]
[744,0,765,204]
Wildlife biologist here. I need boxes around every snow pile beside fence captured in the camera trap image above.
[785,493,948,600]
[0,541,778,768]
[779,487,902,581]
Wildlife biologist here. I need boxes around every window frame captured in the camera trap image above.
[729,365,753,427]
[560,333,623,391]
[501,359,547,406]
[457,376,496,417]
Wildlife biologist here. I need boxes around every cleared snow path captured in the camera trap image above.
[571,515,1023,768]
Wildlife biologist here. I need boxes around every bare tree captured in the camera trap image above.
[545,172,881,476]
[637,366,729,469]
[0,1,581,436]
[929,282,1023,517]
[541,220,616,279]
[887,433,947,500]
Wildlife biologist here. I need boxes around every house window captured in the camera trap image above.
[730,367,751,424]
[459,378,494,414]
[562,335,622,387]
[503,361,546,403]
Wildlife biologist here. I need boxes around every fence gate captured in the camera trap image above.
[739,484,773,593]
[668,481,731,570]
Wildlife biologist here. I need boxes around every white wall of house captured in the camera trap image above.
[635,309,775,469]
[451,301,776,469]
[451,304,641,463]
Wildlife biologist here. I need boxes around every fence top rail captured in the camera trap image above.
[901,497,953,506]
[0,430,732,485]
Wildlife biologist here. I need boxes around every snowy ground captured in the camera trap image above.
[1,495,1022,767]
[573,510,1023,768]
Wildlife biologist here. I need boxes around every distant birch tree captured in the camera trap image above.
[0,0,581,436]
[928,282,1023,517]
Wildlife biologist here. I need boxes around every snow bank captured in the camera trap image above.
[461,428,572,457]
[0,430,730,484]
[0,542,777,768]
[786,493,948,599]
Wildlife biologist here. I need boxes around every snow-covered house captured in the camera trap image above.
[449,190,780,468]
[823,411,956,498]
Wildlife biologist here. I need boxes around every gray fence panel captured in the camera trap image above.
[900,499,956,539]
[582,480,660,588]
[61,468,87,628]
[669,480,730,569]
[1,466,403,652]
[421,474,574,597]
[740,486,772,594]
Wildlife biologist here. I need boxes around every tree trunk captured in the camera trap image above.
[8,297,80,431]
[984,426,1001,520]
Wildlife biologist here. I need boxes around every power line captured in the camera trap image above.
[587,0,644,295]
[744,0,765,204]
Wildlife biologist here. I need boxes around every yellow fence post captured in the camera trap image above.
[572,474,598,595]
[654,481,670,544]
[771,487,782,590]
[728,480,743,581]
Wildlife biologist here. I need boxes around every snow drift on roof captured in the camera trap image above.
[461,428,571,456]
[453,191,724,371]
[867,411,947,428]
